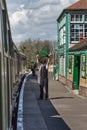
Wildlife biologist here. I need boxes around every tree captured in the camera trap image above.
[18,39,54,68]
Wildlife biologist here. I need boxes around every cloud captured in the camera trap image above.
[7,0,78,43]
[9,5,28,26]
[60,0,70,5]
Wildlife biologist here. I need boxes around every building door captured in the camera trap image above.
[73,55,80,89]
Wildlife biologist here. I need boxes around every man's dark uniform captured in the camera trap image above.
[40,65,48,99]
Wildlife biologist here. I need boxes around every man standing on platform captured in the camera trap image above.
[39,59,49,100]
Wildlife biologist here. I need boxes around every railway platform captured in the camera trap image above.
[17,72,87,130]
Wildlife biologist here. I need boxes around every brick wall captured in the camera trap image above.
[59,76,74,90]
[79,86,87,97]
[66,79,73,90]
[59,76,66,84]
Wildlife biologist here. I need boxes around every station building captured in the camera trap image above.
[57,0,87,96]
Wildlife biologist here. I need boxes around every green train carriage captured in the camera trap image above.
[0,0,26,130]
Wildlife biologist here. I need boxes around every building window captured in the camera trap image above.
[70,24,87,42]
[71,24,83,41]
[84,24,87,38]
[68,55,72,73]
[85,15,87,21]
[59,26,66,45]
[76,15,82,21]
[71,15,74,21]
[81,55,86,78]
[71,14,82,22]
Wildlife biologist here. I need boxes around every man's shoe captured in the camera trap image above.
[38,97,43,100]
[45,97,48,100]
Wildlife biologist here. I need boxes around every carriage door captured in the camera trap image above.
[73,55,80,89]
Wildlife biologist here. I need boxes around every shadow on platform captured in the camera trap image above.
[50,96,74,100]
[27,73,71,130]
[38,99,71,130]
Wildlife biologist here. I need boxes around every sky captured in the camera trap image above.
[6,0,78,44]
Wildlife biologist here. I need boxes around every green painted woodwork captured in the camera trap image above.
[57,8,87,88]
[58,44,66,54]
[73,56,80,89]
[69,51,87,55]
[57,21,60,78]
[53,64,58,80]
[81,55,86,78]
[59,15,66,29]
[57,13,69,78]
[66,13,69,78]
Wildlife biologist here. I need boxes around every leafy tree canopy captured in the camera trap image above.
[18,38,56,68]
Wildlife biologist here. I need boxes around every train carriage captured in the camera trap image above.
[0,0,26,130]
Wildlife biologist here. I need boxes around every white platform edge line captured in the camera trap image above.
[17,73,31,130]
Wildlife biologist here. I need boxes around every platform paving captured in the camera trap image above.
[23,74,48,130]
[23,72,87,130]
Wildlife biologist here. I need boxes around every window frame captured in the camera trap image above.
[85,15,87,21]
[59,25,66,45]
[70,24,87,42]
[71,14,83,22]
[81,55,86,78]
[68,55,72,74]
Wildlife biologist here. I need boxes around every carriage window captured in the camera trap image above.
[2,10,7,52]
[0,10,2,51]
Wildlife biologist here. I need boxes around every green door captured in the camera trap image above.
[73,55,80,89]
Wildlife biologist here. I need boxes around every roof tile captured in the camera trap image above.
[69,38,87,51]
[67,0,87,9]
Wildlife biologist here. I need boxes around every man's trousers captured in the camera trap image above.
[40,78,48,99]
